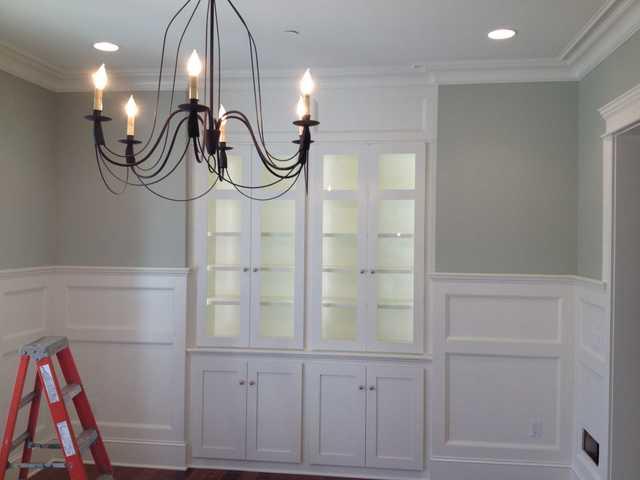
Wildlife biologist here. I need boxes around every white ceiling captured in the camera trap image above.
[0,0,608,74]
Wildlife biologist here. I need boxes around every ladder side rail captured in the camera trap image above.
[18,375,43,480]
[35,356,88,480]
[0,356,30,480]
[56,346,113,476]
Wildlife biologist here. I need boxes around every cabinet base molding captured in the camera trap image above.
[190,458,427,480]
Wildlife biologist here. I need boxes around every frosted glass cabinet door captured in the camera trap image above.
[249,151,306,349]
[202,147,253,347]
[309,144,368,351]
[366,144,425,353]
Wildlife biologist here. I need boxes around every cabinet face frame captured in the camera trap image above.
[193,144,306,349]
[309,142,426,353]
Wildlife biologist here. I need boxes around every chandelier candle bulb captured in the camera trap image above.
[218,104,227,142]
[125,95,138,136]
[300,69,314,119]
[92,64,108,111]
[187,50,202,101]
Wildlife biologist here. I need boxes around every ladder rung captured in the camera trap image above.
[77,429,98,452]
[27,440,60,450]
[61,383,82,402]
[10,431,29,452]
[19,391,36,409]
[7,461,67,470]
[19,336,68,359]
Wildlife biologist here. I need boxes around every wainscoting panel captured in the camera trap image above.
[51,267,189,468]
[431,275,574,465]
[573,280,609,480]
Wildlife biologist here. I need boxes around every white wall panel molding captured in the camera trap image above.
[431,275,575,464]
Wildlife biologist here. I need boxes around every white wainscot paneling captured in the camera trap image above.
[52,267,189,469]
[573,282,609,480]
[431,276,574,465]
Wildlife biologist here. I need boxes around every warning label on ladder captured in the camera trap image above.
[56,421,76,457]
[39,364,60,403]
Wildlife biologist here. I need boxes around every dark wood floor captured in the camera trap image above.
[32,465,355,480]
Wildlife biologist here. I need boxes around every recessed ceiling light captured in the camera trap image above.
[488,28,517,40]
[93,42,119,52]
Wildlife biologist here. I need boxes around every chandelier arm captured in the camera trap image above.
[131,168,220,203]
[133,118,191,179]
[95,146,129,195]
[223,111,304,170]
[135,0,196,153]
[98,110,190,166]
[228,168,301,202]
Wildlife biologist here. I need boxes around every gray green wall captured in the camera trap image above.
[436,83,578,274]
[578,31,640,279]
[0,70,57,269]
[54,91,187,267]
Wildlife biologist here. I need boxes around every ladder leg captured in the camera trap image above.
[57,346,113,476]
[18,374,43,480]
[0,356,30,480]
[36,356,88,480]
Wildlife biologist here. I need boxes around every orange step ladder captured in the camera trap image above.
[0,337,114,480]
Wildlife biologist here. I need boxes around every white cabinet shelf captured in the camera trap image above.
[309,142,426,353]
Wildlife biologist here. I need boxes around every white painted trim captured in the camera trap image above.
[53,265,190,276]
[430,272,606,289]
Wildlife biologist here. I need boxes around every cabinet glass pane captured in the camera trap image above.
[378,200,414,235]
[323,271,357,303]
[208,235,241,267]
[262,236,295,267]
[207,303,240,337]
[323,200,358,235]
[322,306,357,341]
[379,153,415,190]
[262,201,295,233]
[323,154,358,191]
[377,237,414,269]
[377,308,413,343]
[258,270,294,339]
[208,199,242,234]
[260,305,294,338]
[208,270,241,300]
[323,236,358,268]
[213,154,243,190]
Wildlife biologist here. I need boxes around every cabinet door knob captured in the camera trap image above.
[253,267,259,273]
[239,380,246,385]
[370,269,376,275]
[360,269,366,274]
[369,386,375,391]
[358,385,365,390]
[243,267,250,272]
[249,381,256,386]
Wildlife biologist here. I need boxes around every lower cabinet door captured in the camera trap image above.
[365,365,424,470]
[191,357,248,459]
[246,360,303,463]
[308,363,367,467]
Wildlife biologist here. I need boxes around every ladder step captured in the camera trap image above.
[10,431,29,452]
[77,429,98,452]
[18,391,36,409]
[19,336,68,359]
[7,461,67,470]
[61,383,82,402]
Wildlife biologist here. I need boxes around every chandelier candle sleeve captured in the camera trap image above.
[125,95,138,136]
[296,96,306,135]
[187,50,202,101]
[92,64,108,112]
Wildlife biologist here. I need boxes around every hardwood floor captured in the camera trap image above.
[32,465,356,480]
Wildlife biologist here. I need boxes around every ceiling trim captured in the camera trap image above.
[2,0,640,92]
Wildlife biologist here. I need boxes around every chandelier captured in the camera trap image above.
[85,0,319,201]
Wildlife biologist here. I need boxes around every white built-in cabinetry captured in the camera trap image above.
[190,356,303,463]
[307,363,424,470]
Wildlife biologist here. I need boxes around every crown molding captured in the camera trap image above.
[2,0,640,91]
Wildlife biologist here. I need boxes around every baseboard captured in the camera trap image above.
[102,438,187,470]
[430,458,572,480]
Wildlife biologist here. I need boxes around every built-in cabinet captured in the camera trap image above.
[309,142,426,353]
[191,356,424,473]
[190,356,303,463]
[307,363,424,471]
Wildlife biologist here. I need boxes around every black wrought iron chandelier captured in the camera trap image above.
[86,0,319,201]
